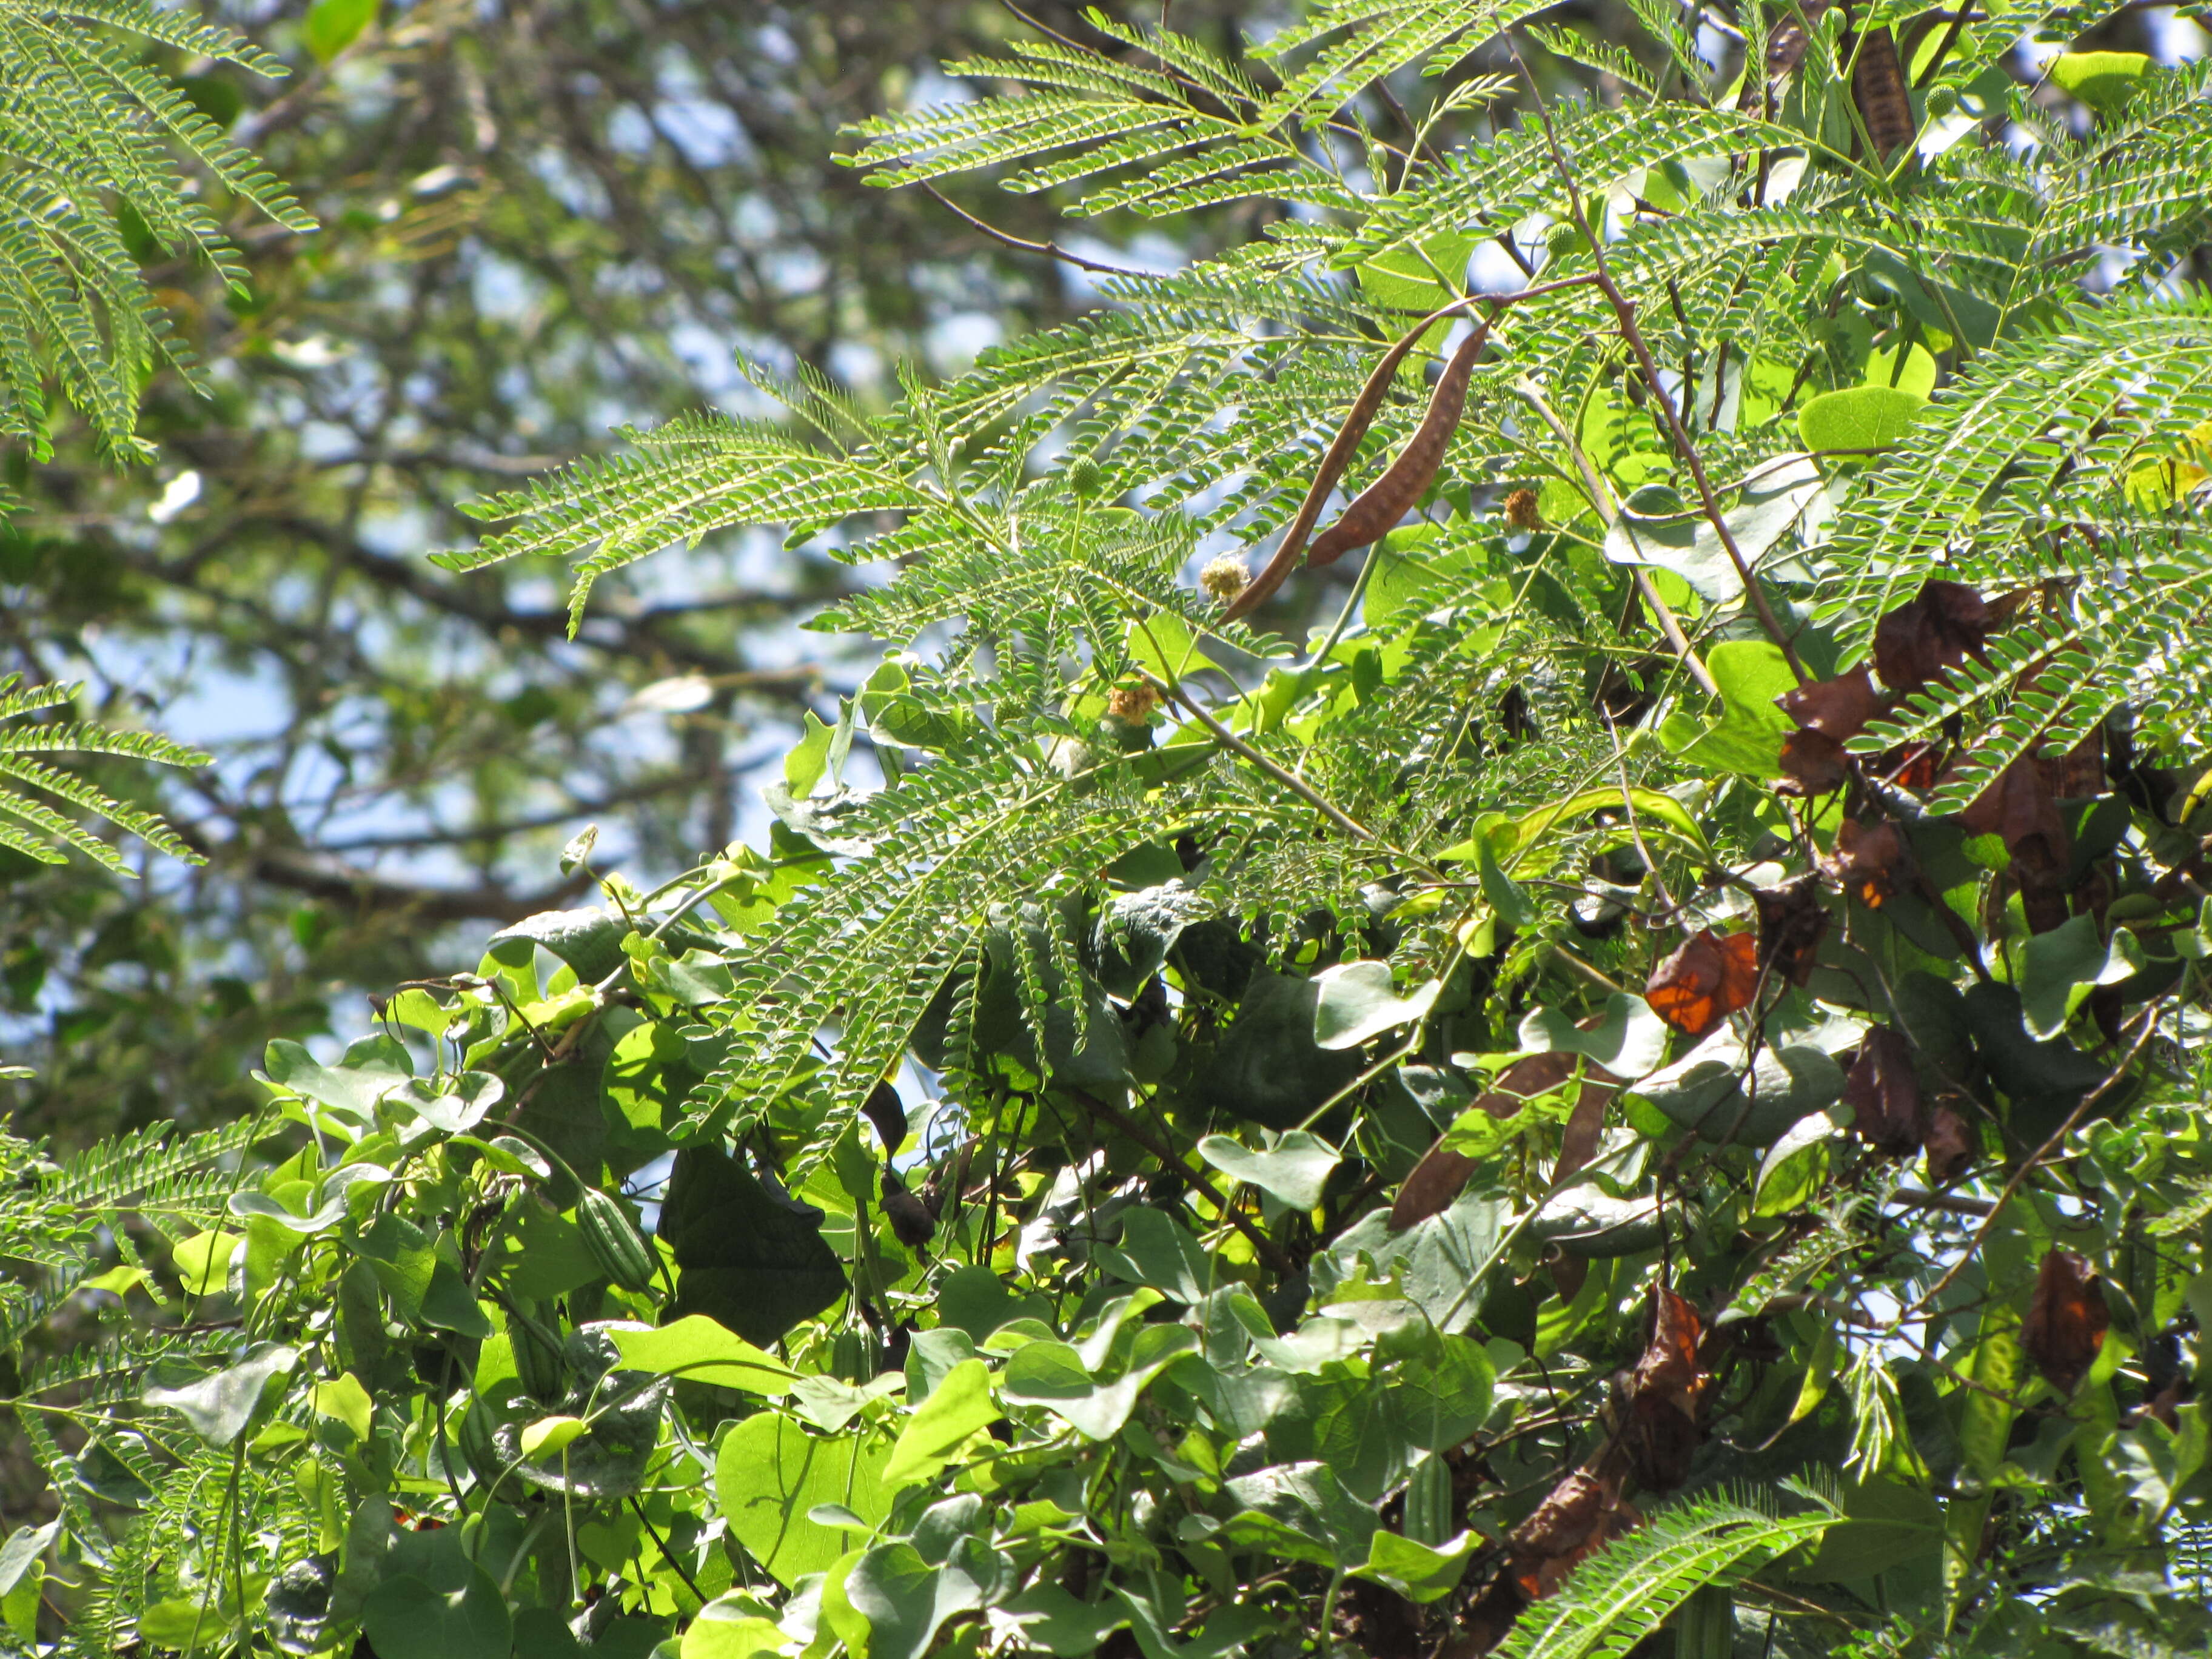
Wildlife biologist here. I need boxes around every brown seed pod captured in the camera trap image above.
[1305,320,1490,569]
[1848,26,1915,162]
[1221,303,1500,625]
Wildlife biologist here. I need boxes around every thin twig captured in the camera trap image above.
[1508,47,1809,685]
[919,183,1153,280]
[1135,668,1381,850]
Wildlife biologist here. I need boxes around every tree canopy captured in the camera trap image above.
[0,2,2210,1658]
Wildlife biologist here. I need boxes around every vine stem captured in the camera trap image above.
[1508,44,1810,686]
[1065,1085,1298,1276]
[1898,997,2168,1322]
[1510,377,1718,696]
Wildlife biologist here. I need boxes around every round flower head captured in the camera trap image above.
[1199,555,1249,604]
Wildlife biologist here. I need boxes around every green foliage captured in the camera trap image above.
[1,3,2210,1659]
[0,0,310,461]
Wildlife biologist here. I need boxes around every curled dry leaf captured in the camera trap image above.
[1842,1025,1923,1155]
[880,1171,938,1250]
[1507,1469,1640,1601]
[1822,818,1915,908]
[1646,928,1761,1037]
[1754,876,1832,987]
[863,1078,908,1156]
[2022,1248,2110,1395]
[1779,666,1886,739]
[1777,728,1851,796]
[1961,759,2073,933]
[1923,1104,1974,1185]
[1872,578,1991,692]
[1618,1285,1708,1490]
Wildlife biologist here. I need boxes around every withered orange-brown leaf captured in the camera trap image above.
[1633,1285,1706,1415]
[1646,928,1761,1037]
[1620,1286,1708,1490]
[1923,1104,1974,1185]
[1822,818,1915,908]
[1307,322,1489,570]
[2023,1248,2109,1395]
[863,1078,908,1156]
[1778,666,1886,739]
[1872,578,1991,692]
[1961,758,2073,932]
[1777,728,1851,797]
[1847,26,1914,160]
[1877,740,1942,790]
[1507,1469,1638,1601]
[1389,1141,1481,1232]
[1754,876,1831,987]
[1842,1025,1923,1155]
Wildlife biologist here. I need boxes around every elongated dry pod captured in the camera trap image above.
[1848,25,1914,161]
[1737,1,1822,117]
[1305,319,1489,569]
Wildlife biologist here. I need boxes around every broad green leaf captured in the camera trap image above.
[144,1344,298,1444]
[2050,50,2150,113]
[1313,960,1441,1050]
[1798,385,1926,456]
[1440,788,1712,863]
[994,1584,1129,1655]
[2019,914,2145,1040]
[1000,1327,1196,1439]
[489,905,628,984]
[310,1373,374,1443]
[304,0,378,62]
[1634,1027,1846,1145]
[1357,1529,1482,1602]
[1603,461,1821,604]
[683,1604,788,1659]
[604,1315,799,1395]
[1196,1130,1339,1209]
[520,1415,588,1458]
[883,1358,1000,1487]
[785,709,836,797]
[1517,994,1669,1077]
[843,1543,985,1659]
[719,1413,892,1587]
[173,1230,239,1296]
[227,1188,349,1235]
[0,1524,56,1598]
[1125,611,1212,683]
[264,1039,409,1122]
[1662,641,1797,777]
[1355,230,1478,350]
[360,1566,512,1659]
[1754,1110,1843,1216]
